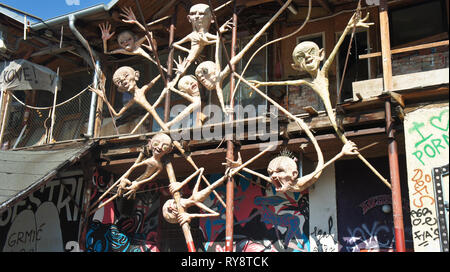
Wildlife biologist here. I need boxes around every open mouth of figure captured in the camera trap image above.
[271,178,286,192]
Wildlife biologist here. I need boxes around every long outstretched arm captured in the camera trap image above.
[294,141,358,192]
[322,12,373,74]
[123,168,162,199]
[169,168,204,195]
[89,87,135,117]
[249,78,311,88]
[220,0,294,79]
[142,74,162,94]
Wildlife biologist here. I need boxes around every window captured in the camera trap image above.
[336,31,370,102]
[221,34,268,119]
[389,0,448,47]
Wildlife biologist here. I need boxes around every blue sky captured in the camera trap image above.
[1,0,111,20]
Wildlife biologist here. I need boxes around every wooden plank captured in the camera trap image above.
[359,40,449,59]
[379,3,393,91]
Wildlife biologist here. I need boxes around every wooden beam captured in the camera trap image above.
[379,1,393,91]
[359,40,449,59]
[316,0,333,14]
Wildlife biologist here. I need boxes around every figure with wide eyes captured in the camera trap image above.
[249,12,373,146]
[91,66,162,120]
[164,75,202,128]
[162,144,274,225]
[172,3,233,76]
[247,12,389,186]
[234,141,359,193]
[99,7,163,70]
[117,133,173,199]
[92,133,173,212]
[193,1,293,116]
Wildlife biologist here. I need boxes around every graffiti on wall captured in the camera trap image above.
[87,168,161,252]
[0,172,84,252]
[405,106,449,252]
[88,169,311,252]
[335,157,413,252]
[199,172,310,252]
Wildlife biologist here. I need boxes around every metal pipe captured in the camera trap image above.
[385,100,406,252]
[379,0,406,252]
[86,60,100,138]
[225,2,238,253]
[68,14,100,138]
[164,5,177,123]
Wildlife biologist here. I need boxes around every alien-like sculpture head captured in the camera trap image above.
[292,41,325,75]
[178,75,200,96]
[149,133,173,158]
[188,4,213,33]
[162,199,178,224]
[195,61,218,91]
[117,30,137,52]
[113,66,140,92]
[267,156,298,193]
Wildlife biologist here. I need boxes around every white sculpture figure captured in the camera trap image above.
[172,3,233,76]
[194,0,294,115]
[99,7,163,70]
[250,12,373,145]
[162,144,275,225]
[165,75,202,128]
[93,133,173,211]
[235,141,359,193]
[118,133,173,199]
[247,11,389,186]
[91,66,161,119]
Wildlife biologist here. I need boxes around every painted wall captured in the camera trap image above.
[404,105,449,252]
[89,167,322,252]
[335,157,413,252]
[309,165,339,252]
[0,171,84,252]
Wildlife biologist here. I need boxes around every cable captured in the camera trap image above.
[9,84,92,110]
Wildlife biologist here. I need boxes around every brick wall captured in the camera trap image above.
[392,49,449,76]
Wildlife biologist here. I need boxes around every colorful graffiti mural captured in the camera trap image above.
[88,168,311,252]
[198,172,310,252]
[0,171,84,252]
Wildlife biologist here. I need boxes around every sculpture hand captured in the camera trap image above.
[99,22,115,41]
[120,7,138,24]
[88,86,106,101]
[341,141,359,156]
[123,182,140,200]
[222,152,242,177]
[173,56,187,74]
[117,178,132,197]
[177,212,192,225]
[169,182,183,195]
[248,80,262,88]
[348,12,373,29]
[219,18,234,33]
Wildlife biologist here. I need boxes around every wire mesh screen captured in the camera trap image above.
[2,86,92,149]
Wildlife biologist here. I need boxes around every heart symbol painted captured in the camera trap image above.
[430,109,449,132]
